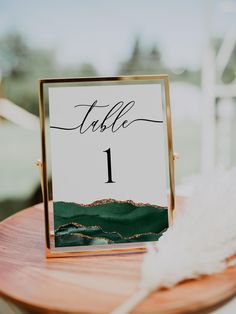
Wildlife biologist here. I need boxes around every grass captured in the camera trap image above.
[0,121,40,199]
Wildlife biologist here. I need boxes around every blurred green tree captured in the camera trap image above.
[0,32,29,77]
[118,37,165,75]
[117,37,200,85]
[0,32,98,116]
[0,33,57,115]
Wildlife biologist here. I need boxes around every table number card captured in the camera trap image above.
[38,75,175,257]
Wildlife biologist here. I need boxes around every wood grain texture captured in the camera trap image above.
[1,198,236,314]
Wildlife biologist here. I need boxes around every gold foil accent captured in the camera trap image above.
[64,198,167,209]
[56,222,166,242]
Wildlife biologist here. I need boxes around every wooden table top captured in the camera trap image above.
[1,198,236,314]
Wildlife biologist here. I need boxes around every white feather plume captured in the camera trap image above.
[111,169,236,314]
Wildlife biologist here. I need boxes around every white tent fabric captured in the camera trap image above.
[0,98,39,130]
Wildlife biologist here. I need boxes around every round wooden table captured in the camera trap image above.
[1,199,236,314]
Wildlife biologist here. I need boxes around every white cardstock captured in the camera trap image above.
[48,83,168,207]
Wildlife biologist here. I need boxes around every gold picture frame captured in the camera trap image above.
[38,74,175,258]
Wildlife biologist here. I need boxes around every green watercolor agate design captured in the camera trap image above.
[54,200,168,247]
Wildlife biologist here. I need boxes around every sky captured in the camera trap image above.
[0,0,236,74]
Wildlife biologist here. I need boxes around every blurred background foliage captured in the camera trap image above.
[0,32,201,117]
[0,32,98,116]
[1,33,235,120]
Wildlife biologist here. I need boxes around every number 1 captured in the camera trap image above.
[104,148,115,183]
